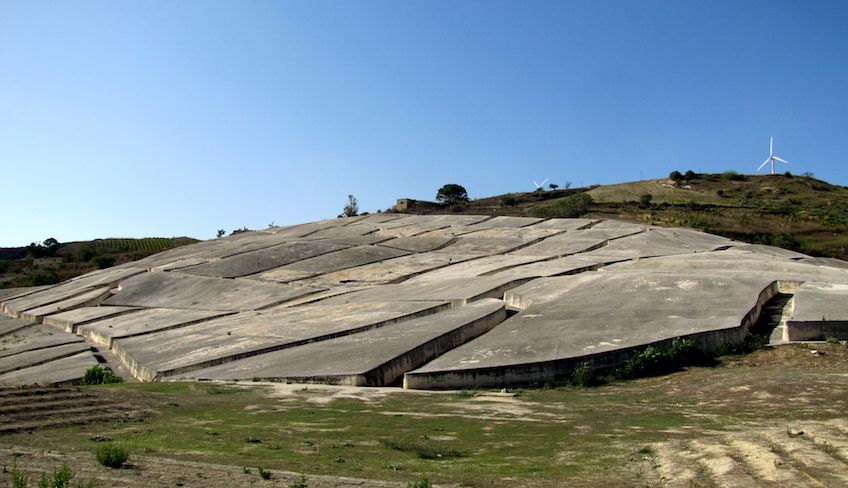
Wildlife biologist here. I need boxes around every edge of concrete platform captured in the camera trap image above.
[404,280,799,389]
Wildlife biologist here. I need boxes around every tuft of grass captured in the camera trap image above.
[380,438,464,460]
[407,475,431,488]
[258,466,272,480]
[96,444,128,468]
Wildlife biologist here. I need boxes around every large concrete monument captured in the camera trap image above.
[2,214,846,388]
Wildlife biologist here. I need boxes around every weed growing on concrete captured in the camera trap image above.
[80,366,122,385]
[407,475,431,488]
[96,444,128,468]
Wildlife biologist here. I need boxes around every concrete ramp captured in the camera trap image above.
[180,299,506,386]
[104,272,323,311]
[404,272,780,389]
[110,300,449,381]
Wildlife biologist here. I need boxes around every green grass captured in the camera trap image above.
[4,345,848,487]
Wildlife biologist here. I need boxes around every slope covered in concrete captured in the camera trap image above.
[2,214,847,388]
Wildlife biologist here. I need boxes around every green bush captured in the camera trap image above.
[500,195,518,207]
[532,193,593,218]
[639,193,653,208]
[570,362,596,387]
[27,271,61,286]
[407,475,431,488]
[723,170,746,181]
[617,339,712,380]
[80,365,123,385]
[96,444,129,468]
[90,255,115,269]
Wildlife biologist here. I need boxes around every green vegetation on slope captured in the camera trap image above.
[399,173,848,260]
[0,237,198,289]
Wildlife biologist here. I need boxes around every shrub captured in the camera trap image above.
[723,170,746,181]
[570,362,596,387]
[532,193,593,218]
[617,339,712,380]
[81,365,123,385]
[90,255,115,269]
[27,271,60,286]
[500,195,518,207]
[341,194,359,218]
[668,171,683,182]
[96,444,129,468]
[684,170,698,180]
[639,193,653,208]
[258,467,272,480]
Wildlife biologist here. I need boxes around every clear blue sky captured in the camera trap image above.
[2,1,847,246]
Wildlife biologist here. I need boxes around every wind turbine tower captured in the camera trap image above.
[757,137,790,175]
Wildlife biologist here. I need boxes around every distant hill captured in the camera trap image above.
[397,173,848,260]
[0,237,199,289]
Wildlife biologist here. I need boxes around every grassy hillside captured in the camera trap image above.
[399,173,848,260]
[0,237,199,289]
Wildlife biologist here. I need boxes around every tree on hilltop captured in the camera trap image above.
[436,184,469,205]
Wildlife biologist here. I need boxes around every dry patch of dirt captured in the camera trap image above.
[652,419,848,487]
[1,448,405,488]
[0,386,151,434]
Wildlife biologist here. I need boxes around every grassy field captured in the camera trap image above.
[3,343,847,487]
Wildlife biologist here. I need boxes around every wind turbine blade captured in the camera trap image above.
[757,158,771,171]
[541,178,549,187]
[532,180,539,188]
[773,156,789,164]
[770,137,773,155]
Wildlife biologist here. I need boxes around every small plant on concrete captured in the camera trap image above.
[80,365,122,385]
[340,194,359,218]
[407,475,431,488]
[96,444,129,468]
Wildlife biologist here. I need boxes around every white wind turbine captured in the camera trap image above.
[757,137,790,174]
[533,178,549,190]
